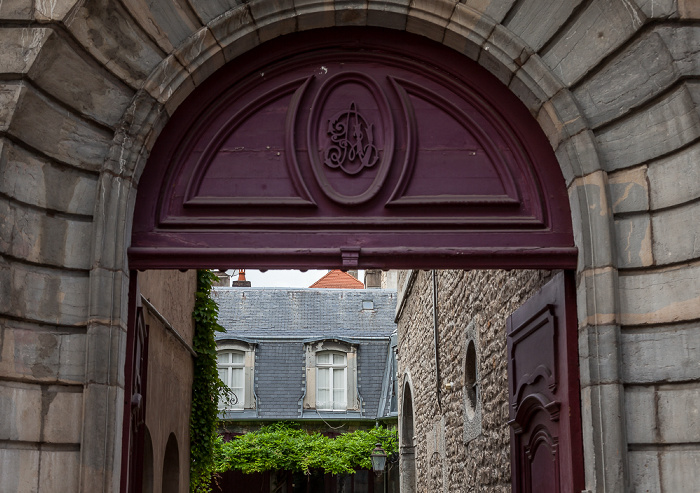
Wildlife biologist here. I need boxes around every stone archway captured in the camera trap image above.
[400,376,417,493]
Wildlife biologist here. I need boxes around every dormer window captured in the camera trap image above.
[303,339,359,413]
[216,340,256,411]
[316,351,347,411]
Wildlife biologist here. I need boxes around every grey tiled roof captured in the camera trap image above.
[213,287,397,420]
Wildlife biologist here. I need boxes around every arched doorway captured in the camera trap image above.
[124,27,582,493]
[162,433,180,493]
[400,379,416,493]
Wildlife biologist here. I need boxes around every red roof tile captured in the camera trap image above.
[309,270,364,289]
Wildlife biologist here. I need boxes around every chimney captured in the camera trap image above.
[364,269,382,289]
[212,269,231,287]
[231,269,251,287]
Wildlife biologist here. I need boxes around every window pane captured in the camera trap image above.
[333,389,346,409]
[317,352,330,365]
[217,352,229,365]
[317,389,330,409]
[218,368,227,386]
[230,351,245,365]
[333,353,346,365]
[230,368,244,387]
[317,368,330,389]
[333,368,345,390]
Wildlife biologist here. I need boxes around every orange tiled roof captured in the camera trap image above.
[309,270,364,289]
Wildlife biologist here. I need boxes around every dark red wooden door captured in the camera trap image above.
[507,272,583,493]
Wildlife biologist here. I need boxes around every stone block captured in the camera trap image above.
[335,1,368,27]
[504,0,583,51]
[366,0,409,30]
[42,388,83,443]
[190,0,238,24]
[576,267,618,327]
[121,0,201,52]
[444,3,493,62]
[0,0,33,19]
[596,83,700,171]
[621,323,700,383]
[578,324,621,387]
[647,141,700,210]
[607,166,649,214]
[34,0,82,21]
[656,384,700,443]
[478,24,531,87]
[573,30,678,129]
[625,385,656,443]
[555,130,602,186]
[174,27,226,87]
[0,198,93,270]
[7,85,112,172]
[0,81,24,132]
[27,32,134,127]
[210,5,261,63]
[660,448,700,491]
[84,323,127,387]
[619,263,700,326]
[38,449,80,493]
[542,0,645,87]
[537,90,586,149]
[249,0,298,42]
[66,0,164,88]
[464,0,515,23]
[90,174,132,272]
[405,0,453,42]
[569,172,615,271]
[614,215,653,268]
[679,0,700,18]
[0,139,98,216]
[295,0,336,31]
[0,448,40,493]
[0,28,52,74]
[519,55,564,102]
[659,24,700,75]
[0,324,86,384]
[7,262,90,327]
[0,383,42,442]
[628,450,661,493]
[633,0,676,18]
[87,268,129,328]
[652,201,700,265]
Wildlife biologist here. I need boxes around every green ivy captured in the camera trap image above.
[214,423,398,476]
[190,270,228,492]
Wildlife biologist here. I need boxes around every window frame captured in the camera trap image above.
[303,339,359,413]
[216,340,256,411]
[316,350,348,411]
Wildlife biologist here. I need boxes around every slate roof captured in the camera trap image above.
[213,287,397,421]
[309,270,364,289]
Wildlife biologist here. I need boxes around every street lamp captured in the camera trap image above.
[370,443,387,476]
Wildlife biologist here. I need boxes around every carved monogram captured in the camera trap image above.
[324,102,380,175]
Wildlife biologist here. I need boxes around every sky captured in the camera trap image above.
[227,269,365,288]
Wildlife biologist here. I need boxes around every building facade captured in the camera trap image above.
[0,1,699,492]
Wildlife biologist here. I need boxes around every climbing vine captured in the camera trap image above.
[190,270,228,492]
[214,423,398,476]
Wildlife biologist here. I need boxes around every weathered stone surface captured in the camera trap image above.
[657,384,700,443]
[479,24,531,86]
[42,388,83,443]
[294,0,336,31]
[659,25,700,76]
[633,0,677,18]
[556,130,602,185]
[39,450,80,492]
[189,0,239,24]
[34,0,82,21]
[0,383,42,442]
[0,28,52,74]
[621,323,700,383]
[397,269,550,492]
[335,0,368,27]
[614,215,653,268]
[0,0,33,19]
[366,0,409,30]
[174,27,226,87]
[625,385,656,443]
[0,82,24,132]
[27,33,134,127]
[578,324,622,387]
[596,83,700,171]
[444,3,494,61]
[536,90,586,149]
[120,0,201,53]
[143,54,195,116]
[541,0,645,86]
[405,0,454,42]
[607,165,649,214]
[464,0,515,23]
[249,0,298,42]
[0,448,39,493]
[209,5,261,62]
[569,172,615,271]
[652,201,700,265]
[66,0,165,88]
[619,263,700,325]
[660,449,700,491]
[84,324,126,387]
[573,30,679,128]
[87,269,129,328]
[7,84,113,172]
[647,141,700,209]
[0,198,93,270]
[0,323,86,384]
[2,259,90,326]
[576,267,618,327]
[504,0,583,51]
[629,450,661,492]
[0,139,98,216]
[90,174,132,272]
[679,0,700,18]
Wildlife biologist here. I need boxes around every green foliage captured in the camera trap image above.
[214,423,398,476]
[190,270,228,493]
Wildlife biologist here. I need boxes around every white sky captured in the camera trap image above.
[227,269,365,288]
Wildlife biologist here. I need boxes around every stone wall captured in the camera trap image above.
[396,269,550,492]
[1,1,699,492]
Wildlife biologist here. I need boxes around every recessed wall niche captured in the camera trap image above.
[463,321,482,443]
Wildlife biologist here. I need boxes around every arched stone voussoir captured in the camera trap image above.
[406,0,457,42]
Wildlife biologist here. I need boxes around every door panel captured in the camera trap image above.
[507,272,583,493]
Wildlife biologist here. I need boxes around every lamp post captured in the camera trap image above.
[370,443,387,476]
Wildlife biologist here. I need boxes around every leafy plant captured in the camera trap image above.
[190,270,228,492]
[214,423,398,476]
